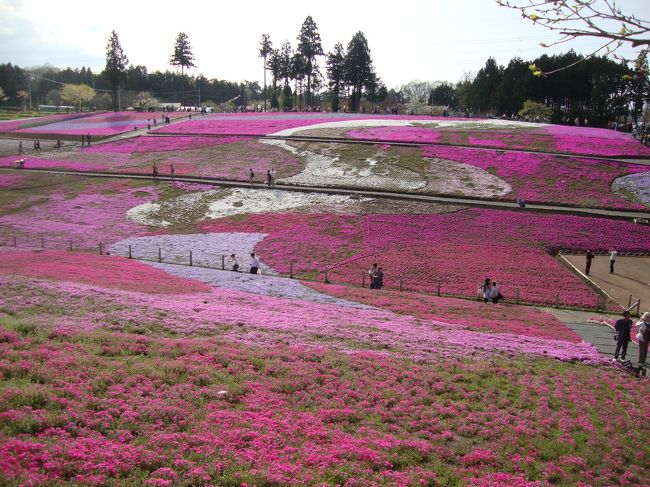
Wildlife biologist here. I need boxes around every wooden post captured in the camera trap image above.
[362,272,366,288]
[627,294,633,309]
[99,243,103,255]
[325,270,329,284]
[515,288,520,304]
[437,280,441,297]
[555,291,560,307]
[221,255,225,270]
[158,247,162,263]
[128,245,132,259]
[13,237,16,247]
[68,240,73,251]
[635,299,641,317]
[189,251,193,266]
[290,262,294,279]
[399,275,403,292]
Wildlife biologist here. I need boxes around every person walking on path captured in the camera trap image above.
[152,162,158,179]
[18,141,23,155]
[614,311,633,360]
[585,250,594,275]
[609,249,618,273]
[249,168,255,184]
[481,278,492,303]
[229,253,239,272]
[86,134,91,147]
[369,263,379,289]
[250,252,260,274]
[170,163,175,181]
[635,312,650,364]
[81,134,85,148]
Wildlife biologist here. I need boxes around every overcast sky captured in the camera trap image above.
[1,0,647,88]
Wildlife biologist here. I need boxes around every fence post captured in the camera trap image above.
[158,247,162,263]
[399,275,403,292]
[13,237,16,247]
[437,280,441,297]
[362,272,366,288]
[325,270,329,284]
[555,291,560,307]
[68,240,73,251]
[290,262,294,279]
[635,299,641,317]
[128,245,132,259]
[99,242,103,255]
[515,288,520,304]
[221,255,225,270]
[627,294,633,309]
[189,251,193,266]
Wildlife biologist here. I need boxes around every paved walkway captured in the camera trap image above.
[542,308,642,364]
[562,254,650,312]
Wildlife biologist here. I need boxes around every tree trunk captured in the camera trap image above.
[263,58,267,112]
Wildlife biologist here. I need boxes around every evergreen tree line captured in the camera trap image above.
[0,62,261,110]
[259,17,384,112]
[449,51,649,126]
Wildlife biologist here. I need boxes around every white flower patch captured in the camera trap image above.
[205,188,362,219]
[147,262,374,309]
[424,157,512,198]
[268,118,545,137]
[109,232,272,272]
[613,171,650,207]
[265,139,426,191]
[127,190,221,228]
[126,202,171,228]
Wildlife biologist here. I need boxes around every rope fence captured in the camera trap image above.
[0,236,643,315]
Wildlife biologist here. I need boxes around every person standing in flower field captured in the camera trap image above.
[375,267,384,290]
[369,263,379,289]
[609,249,618,273]
[229,254,239,272]
[613,310,633,361]
[490,280,502,304]
[480,278,492,303]
[585,250,594,275]
[250,252,260,274]
[635,312,650,364]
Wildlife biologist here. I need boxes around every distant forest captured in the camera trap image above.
[0,50,647,127]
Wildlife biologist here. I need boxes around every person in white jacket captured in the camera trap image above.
[636,312,650,364]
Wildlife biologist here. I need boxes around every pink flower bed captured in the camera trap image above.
[0,113,90,133]
[307,283,581,342]
[151,112,438,136]
[0,180,159,248]
[86,135,243,153]
[15,112,186,137]
[1,315,639,485]
[0,174,24,187]
[0,251,209,294]
[545,124,650,157]
[420,145,649,209]
[347,126,442,144]
[347,124,650,157]
[203,210,650,307]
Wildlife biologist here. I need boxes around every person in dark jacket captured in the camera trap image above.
[614,311,633,360]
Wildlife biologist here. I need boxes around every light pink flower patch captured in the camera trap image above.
[347,126,442,143]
